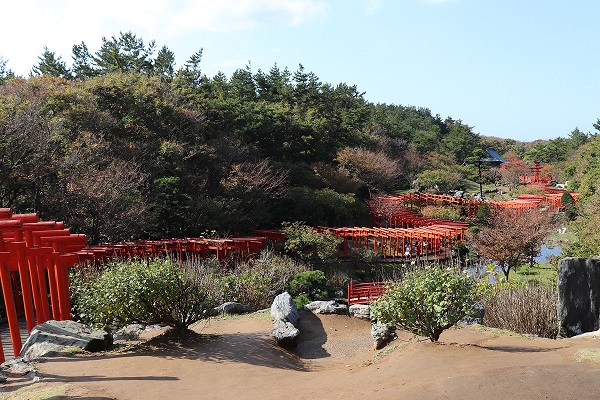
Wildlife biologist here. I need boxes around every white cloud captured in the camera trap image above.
[165,0,329,34]
[362,0,383,15]
[0,0,328,75]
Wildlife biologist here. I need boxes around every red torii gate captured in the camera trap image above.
[0,210,86,362]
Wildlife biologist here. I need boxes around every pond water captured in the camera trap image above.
[468,244,562,283]
[535,244,562,264]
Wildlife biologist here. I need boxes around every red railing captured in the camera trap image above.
[347,280,387,305]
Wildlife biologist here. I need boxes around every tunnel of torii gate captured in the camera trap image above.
[319,222,468,262]
[366,191,580,259]
[369,190,579,225]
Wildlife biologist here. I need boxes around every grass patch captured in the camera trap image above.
[363,342,411,366]
[461,179,481,193]
[213,310,272,321]
[373,343,402,362]
[64,346,84,355]
[575,348,600,366]
[472,324,545,340]
[2,383,71,399]
[513,263,557,286]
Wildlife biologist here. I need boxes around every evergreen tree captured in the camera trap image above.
[93,31,156,74]
[71,42,97,80]
[229,64,256,101]
[32,47,71,79]
[175,49,203,88]
[153,46,176,82]
[0,56,15,84]
[292,64,320,106]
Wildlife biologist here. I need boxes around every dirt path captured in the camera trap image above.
[2,311,600,399]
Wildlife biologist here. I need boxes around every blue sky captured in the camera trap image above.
[1,0,598,142]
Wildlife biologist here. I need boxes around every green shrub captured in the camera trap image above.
[71,258,216,331]
[281,221,342,263]
[292,293,313,309]
[350,248,382,265]
[274,187,369,227]
[561,191,578,221]
[371,265,477,342]
[476,202,491,225]
[219,272,272,310]
[420,205,461,221]
[218,250,308,309]
[289,270,327,307]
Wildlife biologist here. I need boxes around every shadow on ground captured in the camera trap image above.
[295,310,330,360]
[37,327,309,374]
[470,344,566,353]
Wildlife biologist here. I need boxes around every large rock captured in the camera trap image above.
[557,257,600,338]
[271,292,300,344]
[304,300,348,315]
[271,292,299,326]
[0,358,38,383]
[272,319,300,342]
[349,304,371,320]
[19,320,112,362]
[371,321,396,349]
[211,302,254,316]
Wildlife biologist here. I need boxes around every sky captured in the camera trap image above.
[1,0,598,142]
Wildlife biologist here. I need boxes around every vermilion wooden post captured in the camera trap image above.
[347,280,353,305]
[0,251,21,357]
[46,253,61,320]
[41,235,86,320]
[6,241,37,332]
[58,254,79,320]
[28,247,53,324]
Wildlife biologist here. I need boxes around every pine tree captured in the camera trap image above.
[31,47,71,79]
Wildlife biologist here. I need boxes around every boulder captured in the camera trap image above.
[0,358,37,383]
[19,320,112,362]
[557,257,600,338]
[371,321,396,350]
[211,302,254,316]
[460,302,485,325]
[113,323,145,342]
[304,300,348,315]
[113,323,164,342]
[349,304,371,320]
[272,320,300,342]
[271,292,299,326]
[271,292,300,344]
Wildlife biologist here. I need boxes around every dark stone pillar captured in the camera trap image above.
[557,257,600,338]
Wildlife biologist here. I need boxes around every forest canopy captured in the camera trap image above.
[0,32,596,244]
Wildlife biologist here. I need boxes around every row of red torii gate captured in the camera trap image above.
[0,189,577,362]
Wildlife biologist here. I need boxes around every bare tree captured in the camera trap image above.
[467,208,557,280]
[219,158,289,231]
[335,147,400,196]
[220,158,288,197]
[62,159,148,244]
[497,154,532,188]
[397,144,424,189]
[368,196,412,227]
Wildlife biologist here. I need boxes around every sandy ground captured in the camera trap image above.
[2,311,600,400]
